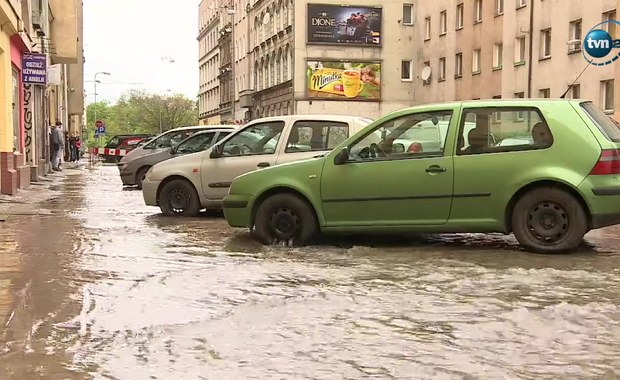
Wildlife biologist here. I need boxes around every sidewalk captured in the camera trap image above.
[0,161,87,220]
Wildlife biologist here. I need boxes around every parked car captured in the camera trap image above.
[222,99,620,254]
[100,134,154,163]
[117,125,236,172]
[142,115,374,216]
[120,128,234,189]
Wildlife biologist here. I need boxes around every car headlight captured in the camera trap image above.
[145,167,154,180]
[121,163,128,170]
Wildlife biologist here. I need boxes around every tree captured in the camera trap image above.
[85,90,199,147]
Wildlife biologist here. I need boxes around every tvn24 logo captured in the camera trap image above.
[583,20,620,66]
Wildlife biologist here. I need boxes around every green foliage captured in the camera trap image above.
[85,90,199,147]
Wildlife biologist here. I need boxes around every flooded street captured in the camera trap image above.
[1,165,620,379]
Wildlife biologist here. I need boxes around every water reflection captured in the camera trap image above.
[1,165,620,379]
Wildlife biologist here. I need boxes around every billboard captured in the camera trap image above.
[306,60,381,101]
[21,53,47,85]
[307,4,382,46]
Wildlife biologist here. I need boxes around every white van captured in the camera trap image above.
[142,115,373,216]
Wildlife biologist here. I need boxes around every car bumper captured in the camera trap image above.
[222,193,252,228]
[580,181,620,229]
[142,178,161,206]
[120,170,136,186]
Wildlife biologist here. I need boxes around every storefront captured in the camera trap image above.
[10,34,25,154]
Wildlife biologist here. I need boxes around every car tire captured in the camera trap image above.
[253,193,318,246]
[135,166,151,190]
[512,187,588,254]
[159,179,201,217]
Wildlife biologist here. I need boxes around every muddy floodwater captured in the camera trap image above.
[1,165,620,379]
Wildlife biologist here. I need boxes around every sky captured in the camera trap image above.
[83,0,200,105]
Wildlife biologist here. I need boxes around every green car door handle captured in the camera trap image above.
[426,165,447,173]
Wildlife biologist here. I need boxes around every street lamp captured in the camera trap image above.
[93,71,111,127]
[159,89,172,133]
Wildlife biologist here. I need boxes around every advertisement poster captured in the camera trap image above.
[21,53,47,85]
[307,4,382,46]
[306,60,381,101]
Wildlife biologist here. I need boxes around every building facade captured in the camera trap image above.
[198,0,222,125]
[0,0,84,195]
[413,0,620,113]
[199,0,620,123]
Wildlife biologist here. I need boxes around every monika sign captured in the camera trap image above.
[307,4,382,46]
[22,53,47,85]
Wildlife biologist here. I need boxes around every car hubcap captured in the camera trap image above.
[269,208,300,239]
[169,188,190,213]
[527,202,569,244]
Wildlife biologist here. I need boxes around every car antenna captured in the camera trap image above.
[560,60,592,99]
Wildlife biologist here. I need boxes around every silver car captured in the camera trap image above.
[116,125,237,172]
[120,128,234,189]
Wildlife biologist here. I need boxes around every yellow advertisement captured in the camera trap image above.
[306,60,381,101]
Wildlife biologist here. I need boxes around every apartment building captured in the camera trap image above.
[413,0,620,118]
[0,0,84,195]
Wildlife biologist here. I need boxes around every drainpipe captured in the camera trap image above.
[527,0,534,98]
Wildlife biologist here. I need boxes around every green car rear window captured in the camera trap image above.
[581,102,620,142]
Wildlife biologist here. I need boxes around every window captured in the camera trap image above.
[220,121,285,156]
[603,10,616,38]
[401,60,412,81]
[540,28,552,58]
[402,4,414,25]
[285,121,349,153]
[458,108,552,155]
[569,84,580,99]
[493,43,503,68]
[539,88,551,98]
[345,111,454,162]
[175,132,217,154]
[581,101,620,142]
[515,36,526,63]
[456,3,464,29]
[425,17,431,40]
[601,79,615,112]
[455,53,463,78]
[514,92,526,120]
[472,49,481,73]
[517,0,527,8]
[496,0,504,15]
[569,19,582,41]
[439,57,446,81]
[440,10,447,35]
[146,130,200,149]
[216,131,232,142]
[474,0,483,23]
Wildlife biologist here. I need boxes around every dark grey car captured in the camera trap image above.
[119,128,234,189]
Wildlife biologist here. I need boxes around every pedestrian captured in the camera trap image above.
[51,121,64,171]
[74,135,82,161]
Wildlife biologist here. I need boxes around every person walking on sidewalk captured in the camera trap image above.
[51,121,64,172]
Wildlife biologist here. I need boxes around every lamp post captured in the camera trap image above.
[93,72,111,139]
[159,89,172,134]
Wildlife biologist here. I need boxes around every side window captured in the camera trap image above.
[347,110,453,162]
[285,121,349,153]
[215,131,232,142]
[457,107,552,155]
[176,132,216,154]
[221,121,286,156]
[152,131,181,148]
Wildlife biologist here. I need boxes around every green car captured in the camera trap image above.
[223,99,620,253]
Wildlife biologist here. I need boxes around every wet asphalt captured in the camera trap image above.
[1,165,620,379]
